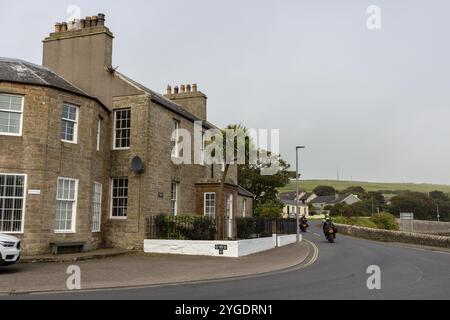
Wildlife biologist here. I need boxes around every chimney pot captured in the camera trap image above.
[186,84,191,93]
[166,85,172,95]
[97,13,106,26]
[91,16,98,27]
[192,84,198,92]
[180,85,186,93]
[61,22,68,32]
[85,16,92,27]
[55,22,62,33]
[174,86,179,94]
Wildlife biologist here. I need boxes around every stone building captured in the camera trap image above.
[0,13,253,255]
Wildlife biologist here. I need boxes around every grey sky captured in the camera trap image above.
[1,0,450,184]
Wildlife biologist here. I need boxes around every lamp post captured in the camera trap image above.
[296,146,306,242]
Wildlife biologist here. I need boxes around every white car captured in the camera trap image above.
[0,234,21,266]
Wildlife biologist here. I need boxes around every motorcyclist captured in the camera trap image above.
[323,218,337,239]
[300,215,309,232]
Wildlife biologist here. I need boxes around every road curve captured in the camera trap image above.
[11,222,450,300]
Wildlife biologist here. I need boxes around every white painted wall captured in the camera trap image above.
[144,234,292,258]
[277,234,299,247]
[237,235,277,257]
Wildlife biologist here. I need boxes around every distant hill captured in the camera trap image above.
[278,180,450,194]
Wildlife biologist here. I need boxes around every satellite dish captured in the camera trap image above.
[131,156,144,173]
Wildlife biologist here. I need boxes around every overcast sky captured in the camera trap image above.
[1,0,450,184]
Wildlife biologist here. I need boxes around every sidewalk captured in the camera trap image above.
[0,241,311,294]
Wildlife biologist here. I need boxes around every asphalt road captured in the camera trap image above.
[6,223,450,300]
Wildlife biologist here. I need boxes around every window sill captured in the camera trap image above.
[113,148,130,151]
[0,133,22,137]
[61,140,78,145]
[0,231,23,235]
[54,231,76,234]
[110,217,127,220]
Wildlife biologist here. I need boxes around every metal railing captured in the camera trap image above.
[146,215,297,240]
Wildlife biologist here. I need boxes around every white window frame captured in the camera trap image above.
[92,182,102,233]
[204,192,216,217]
[0,173,27,234]
[55,177,78,234]
[243,198,247,218]
[96,118,102,151]
[171,181,179,216]
[61,103,79,144]
[171,119,181,158]
[0,94,24,137]
[110,177,128,220]
[113,109,131,150]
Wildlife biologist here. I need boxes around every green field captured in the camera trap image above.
[279,180,450,194]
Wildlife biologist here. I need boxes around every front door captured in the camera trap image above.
[226,194,233,239]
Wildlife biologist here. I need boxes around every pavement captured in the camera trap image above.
[7,221,449,300]
[0,240,311,295]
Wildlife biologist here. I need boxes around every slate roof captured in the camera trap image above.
[279,191,314,202]
[116,71,215,129]
[1,58,84,96]
[310,194,355,205]
[0,57,108,110]
[238,186,255,198]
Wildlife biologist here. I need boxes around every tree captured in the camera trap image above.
[341,186,366,196]
[429,191,449,202]
[389,192,435,220]
[313,185,336,197]
[254,200,284,219]
[238,157,291,207]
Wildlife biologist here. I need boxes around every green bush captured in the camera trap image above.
[333,217,378,229]
[255,201,283,219]
[333,213,399,230]
[370,212,399,231]
[236,218,256,239]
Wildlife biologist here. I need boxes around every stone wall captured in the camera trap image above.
[335,223,450,249]
[397,219,450,235]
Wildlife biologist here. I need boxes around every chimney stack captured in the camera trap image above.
[61,22,68,32]
[164,83,207,120]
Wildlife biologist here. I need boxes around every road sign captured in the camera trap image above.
[400,213,414,220]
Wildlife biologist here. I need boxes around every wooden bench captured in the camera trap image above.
[50,242,85,255]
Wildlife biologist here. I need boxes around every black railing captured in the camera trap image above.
[146,215,220,240]
[146,215,298,240]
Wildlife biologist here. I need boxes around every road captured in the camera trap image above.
[6,223,450,300]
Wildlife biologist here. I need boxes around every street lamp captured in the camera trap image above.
[296,146,306,243]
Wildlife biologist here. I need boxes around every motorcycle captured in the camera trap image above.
[300,222,308,233]
[326,228,335,243]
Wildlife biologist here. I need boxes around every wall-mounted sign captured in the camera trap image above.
[28,189,41,195]
[215,244,228,255]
